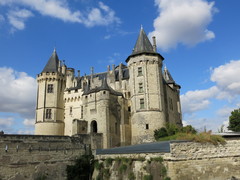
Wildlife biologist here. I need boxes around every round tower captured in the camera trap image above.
[35,49,66,135]
[126,27,166,144]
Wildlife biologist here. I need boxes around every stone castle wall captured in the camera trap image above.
[95,139,240,180]
[0,134,101,180]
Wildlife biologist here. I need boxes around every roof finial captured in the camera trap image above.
[141,24,143,30]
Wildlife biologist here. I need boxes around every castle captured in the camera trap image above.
[35,27,182,148]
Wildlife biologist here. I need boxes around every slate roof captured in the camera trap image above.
[132,27,155,55]
[96,141,190,154]
[126,27,164,62]
[163,66,175,84]
[83,78,123,96]
[42,49,59,73]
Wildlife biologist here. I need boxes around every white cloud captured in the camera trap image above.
[7,9,33,30]
[149,0,216,50]
[0,67,37,118]
[181,86,219,114]
[211,60,240,96]
[0,117,14,127]
[0,0,120,31]
[181,60,240,131]
[23,118,35,126]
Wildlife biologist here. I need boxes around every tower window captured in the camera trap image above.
[146,124,149,130]
[46,109,52,119]
[139,83,143,93]
[47,84,53,93]
[140,98,144,109]
[169,97,173,110]
[138,67,143,76]
[70,107,73,115]
[81,106,83,119]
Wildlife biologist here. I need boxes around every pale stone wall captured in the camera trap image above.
[95,140,240,180]
[35,72,66,135]
[127,54,167,145]
[0,135,89,180]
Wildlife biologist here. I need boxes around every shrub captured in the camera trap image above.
[154,127,168,140]
[166,123,179,136]
[143,174,153,180]
[66,154,94,180]
[105,157,113,166]
[128,172,135,180]
[181,125,197,134]
[119,164,128,173]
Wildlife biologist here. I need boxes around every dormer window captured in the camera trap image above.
[47,84,53,93]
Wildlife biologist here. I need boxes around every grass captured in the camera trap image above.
[157,132,226,145]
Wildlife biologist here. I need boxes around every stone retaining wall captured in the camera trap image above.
[95,140,240,180]
[0,134,92,180]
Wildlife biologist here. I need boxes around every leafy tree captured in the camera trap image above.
[228,109,240,132]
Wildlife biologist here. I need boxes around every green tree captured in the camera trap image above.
[228,109,240,132]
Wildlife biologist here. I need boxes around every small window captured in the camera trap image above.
[138,67,143,76]
[81,106,83,119]
[115,122,118,134]
[139,83,143,93]
[47,84,53,93]
[169,97,173,110]
[46,109,52,119]
[146,124,149,130]
[70,107,72,115]
[140,98,144,109]
[75,89,78,93]
[128,106,131,112]
[103,91,106,94]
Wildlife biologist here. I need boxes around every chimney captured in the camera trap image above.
[152,36,157,52]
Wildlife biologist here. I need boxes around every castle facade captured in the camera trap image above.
[35,28,182,148]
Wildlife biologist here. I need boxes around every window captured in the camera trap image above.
[140,98,144,109]
[169,97,173,110]
[138,67,143,76]
[128,106,131,112]
[139,83,143,93]
[47,84,53,93]
[115,122,118,134]
[70,107,73,115]
[46,109,52,119]
[146,124,149,130]
[81,106,83,119]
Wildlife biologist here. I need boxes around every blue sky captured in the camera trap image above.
[0,0,240,134]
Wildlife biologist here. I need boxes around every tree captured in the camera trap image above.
[228,109,240,132]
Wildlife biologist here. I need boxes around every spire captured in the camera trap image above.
[42,49,59,73]
[163,66,175,84]
[132,27,155,55]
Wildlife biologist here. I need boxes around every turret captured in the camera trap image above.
[35,49,66,135]
[126,27,166,144]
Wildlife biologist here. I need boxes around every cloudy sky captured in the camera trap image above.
[0,0,240,134]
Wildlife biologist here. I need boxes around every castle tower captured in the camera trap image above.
[126,27,166,144]
[35,49,66,135]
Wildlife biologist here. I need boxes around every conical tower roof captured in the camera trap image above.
[126,27,164,62]
[132,27,155,55]
[42,49,59,73]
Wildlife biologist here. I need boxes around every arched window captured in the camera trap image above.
[91,120,97,133]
